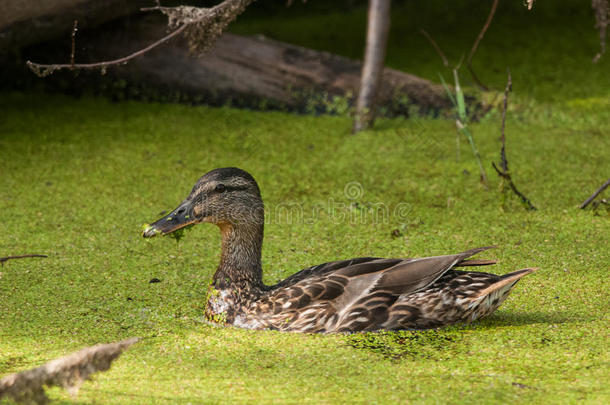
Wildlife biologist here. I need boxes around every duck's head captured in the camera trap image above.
[142,167,263,238]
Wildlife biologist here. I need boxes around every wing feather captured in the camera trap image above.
[271,257,381,289]
[375,246,496,295]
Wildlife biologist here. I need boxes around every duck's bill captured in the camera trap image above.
[142,200,197,238]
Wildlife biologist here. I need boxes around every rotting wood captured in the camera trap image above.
[22,13,453,116]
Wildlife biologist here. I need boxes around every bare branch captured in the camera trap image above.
[580,178,610,209]
[26,0,256,77]
[0,338,139,405]
[420,29,449,67]
[526,0,535,10]
[0,254,47,266]
[466,0,499,90]
[27,23,187,77]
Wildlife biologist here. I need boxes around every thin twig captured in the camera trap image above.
[493,70,536,211]
[0,254,47,266]
[141,5,184,13]
[419,29,449,67]
[70,20,78,68]
[27,24,187,77]
[500,68,512,172]
[492,163,537,210]
[466,0,499,90]
[580,178,610,208]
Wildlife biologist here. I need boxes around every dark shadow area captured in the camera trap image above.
[478,310,588,327]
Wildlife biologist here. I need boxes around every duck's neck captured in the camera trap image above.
[213,221,264,291]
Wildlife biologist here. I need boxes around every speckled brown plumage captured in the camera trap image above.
[143,168,535,333]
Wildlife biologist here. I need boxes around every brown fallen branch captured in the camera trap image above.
[26,0,255,77]
[492,70,537,211]
[466,0,499,91]
[0,338,139,405]
[0,254,47,266]
[580,178,610,208]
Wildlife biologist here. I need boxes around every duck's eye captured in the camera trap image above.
[214,184,226,193]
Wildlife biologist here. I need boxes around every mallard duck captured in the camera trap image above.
[143,167,534,333]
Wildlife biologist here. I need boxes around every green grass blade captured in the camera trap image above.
[439,73,457,107]
[453,69,467,122]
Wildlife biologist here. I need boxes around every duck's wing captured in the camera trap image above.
[271,257,382,289]
[363,246,497,295]
[266,247,495,332]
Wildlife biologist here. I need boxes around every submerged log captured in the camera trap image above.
[20,14,453,116]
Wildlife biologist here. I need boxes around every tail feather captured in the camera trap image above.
[465,268,536,318]
[471,268,537,300]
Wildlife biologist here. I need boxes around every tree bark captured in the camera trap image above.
[353,0,391,133]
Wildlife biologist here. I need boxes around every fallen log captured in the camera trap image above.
[20,14,455,116]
